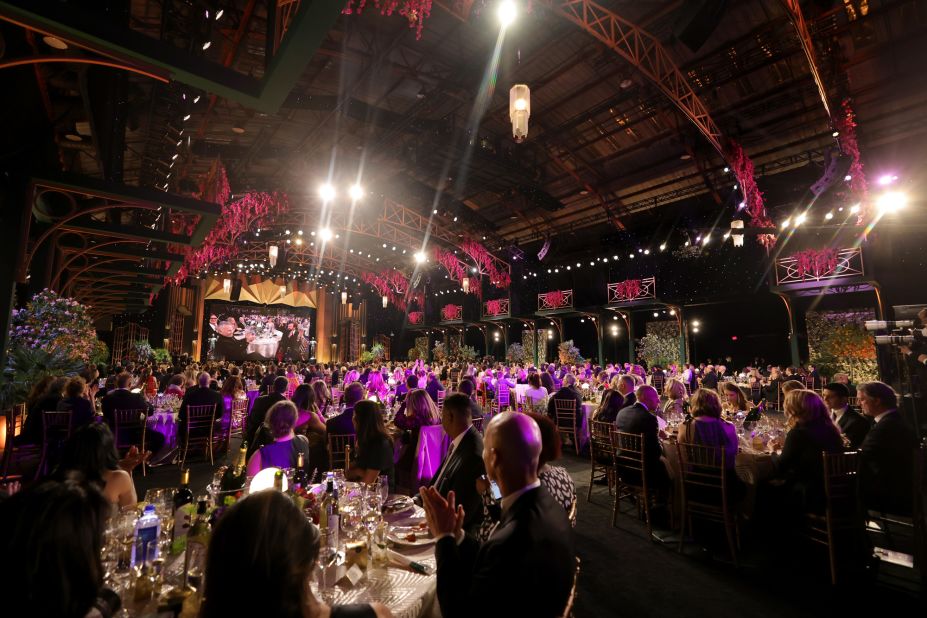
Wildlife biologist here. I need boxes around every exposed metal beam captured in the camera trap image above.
[0,0,344,113]
[63,220,193,246]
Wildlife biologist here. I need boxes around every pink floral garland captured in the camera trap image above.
[441,304,462,320]
[485,299,506,316]
[460,239,511,289]
[834,99,868,223]
[168,162,289,284]
[408,311,424,325]
[612,279,642,301]
[725,140,776,249]
[362,269,423,311]
[792,248,840,278]
[545,290,566,308]
[342,0,433,39]
[433,247,482,299]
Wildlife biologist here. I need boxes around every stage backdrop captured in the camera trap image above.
[204,302,317,362]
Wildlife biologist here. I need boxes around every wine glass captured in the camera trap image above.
[378,475,389,507]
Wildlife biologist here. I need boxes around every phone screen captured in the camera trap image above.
[489,480,502,501]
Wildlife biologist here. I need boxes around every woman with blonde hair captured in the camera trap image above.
[661,379,687,420]
[311,379,332,416]
[770,389,844,512]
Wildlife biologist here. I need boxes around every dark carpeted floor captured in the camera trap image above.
[136,444,924,617]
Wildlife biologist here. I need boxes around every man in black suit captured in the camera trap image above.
[615,385,669,489]
[701,365,719,390]
[425,372,445,404]
[325,381,365,436]
[101,372,164,454]
[259,364,279,395]
[823,382,871,449]
[245,376,289,455]
[857,381,917,515]
[420,412,574,618]
[419,393,485,533]
[614,374,637,407]
[213,318,255,361]
[178,372,225,426]
[457,378,484,418]
[546,373,583,419]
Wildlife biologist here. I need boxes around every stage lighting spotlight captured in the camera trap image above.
[319,183,336,201]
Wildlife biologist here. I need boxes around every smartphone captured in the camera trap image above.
[489,480,502,501]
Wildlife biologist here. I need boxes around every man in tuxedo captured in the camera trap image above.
[178,371,225,450]
[546,373,583,419]
[425,372,445,404]
[259,364,279,395]
[823,382,871,449]
[421,412,573,618]
[213,318,255,361]
[701,365,719,390]
[457,378,484,418]
[325,381,365,436]
[245,376,289,455]
[857,381,917,515]
[615,385,669,489]
[419,393,485,533]
[615,374,637,407]
[101,372,164,454]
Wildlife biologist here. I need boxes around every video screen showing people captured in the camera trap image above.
[205,303,316,362]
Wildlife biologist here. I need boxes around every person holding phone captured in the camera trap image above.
[473,412,576,542]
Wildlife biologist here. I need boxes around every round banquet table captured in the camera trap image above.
[247,336,280,359]
[146,409,178,448]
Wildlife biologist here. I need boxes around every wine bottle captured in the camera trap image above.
[183,500,210,590]
[319,473,339,548]
[319,473,334,530]
[219,441,248,494]
[292,452,309,492]
[745,399,764,423]
[171,469,195,555]
[273,469,285,491]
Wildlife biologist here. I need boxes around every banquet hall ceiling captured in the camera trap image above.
[5,0,927,300]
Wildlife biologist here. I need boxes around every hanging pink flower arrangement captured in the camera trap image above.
[725,140,776,249]
[485,299,506,317]
[441,304,462,320]
[460,239,511,289]
[612,279,642,301]
[342,0,434,39]
[834,99,868,223]
[792,248,840,279]
[408,311,424,325]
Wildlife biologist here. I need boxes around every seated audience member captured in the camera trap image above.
[57,376,96,428]
[179,371,225,437]
[661,379,687,419]
[421,412,574,618]
[615,385,670,489]
[202,490,391,618]
[100,372,163,455]
[311,379,333,416]
[246,376,290,455]
[770,389,844,513]
[780,379,804,399]
[857,381,917,514]
[246,401,312,477]
[220,375,245,401]
[720,382,751,415]
[456,377,484,418]
[326,381,365,436]
[677,389,743,500]
[0,474,119,618]
[56,423,148,509]
[593,389,625,423]
[418,393,485,534]
[547,373,583,419]
[292,383,327,436]
[20,376,69,445]
[822,382,871,449]
[346,401,394,488]
[425,372,445,404]
[163,374,186,397]
[394,389,441,432]
[523,372,549,412]
[476,412,576,541]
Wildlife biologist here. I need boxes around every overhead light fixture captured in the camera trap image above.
[183,114,191,121]
[824,212,834,221]
[222,278,231,294]
[781,218,791,229]
[349,184,364,201]
[844,174,852,182]
[509,84,531,142]
[202,41,211,50]
[414,251,426,264]
[382,295,388,308]
[731,219,744,247]
[232,126,246,134]
[43,36,69,50]
[723,166,730,173]
[877,191,908,214]
[319,183,336,201]
[794,213,806,226]
[64,133,83,142]
[268,245,279,268]
[877,174,899,186]
[849,204,860,214]
[216,9,224,20]
[619,78,634,89]
[497,0,517,27]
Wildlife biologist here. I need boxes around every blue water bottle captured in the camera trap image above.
[132,504,161,568]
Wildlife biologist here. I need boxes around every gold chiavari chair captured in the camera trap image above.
[38,410,73,477]
[553,398,579,456]
[327,434,356,471]
[180,404,218,467]
[113,409,148,476]
[611,429,660,540]
[677,442,739,566]
[804,450,863,585]
[587,420,615,501]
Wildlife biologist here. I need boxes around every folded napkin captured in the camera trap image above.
[387,549,434,575]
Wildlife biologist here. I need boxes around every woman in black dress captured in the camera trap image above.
[346,400,395,490]
[202,490,391,618]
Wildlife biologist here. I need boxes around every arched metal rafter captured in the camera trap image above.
[539,0,726,158]
[779,0,832,119]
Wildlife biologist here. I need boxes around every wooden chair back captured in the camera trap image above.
[558,556,581,618]
[327,433,356,471]
[112,408,147,450]
[611,429,646,485]
[39,410,73,476]
[230,397,249,437]
[181,404,217,466]
[1,404,39,481]
[471,416,484,434]
[436,390,446,410]
[676,442,727,505]
[554,398,580,455]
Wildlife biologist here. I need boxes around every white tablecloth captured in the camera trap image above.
[247,336,280,359]
[578,403,593,452]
